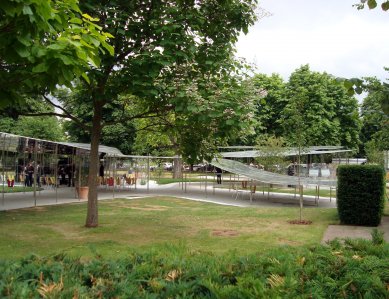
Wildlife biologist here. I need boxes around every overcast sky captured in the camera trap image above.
[236,0,389,82]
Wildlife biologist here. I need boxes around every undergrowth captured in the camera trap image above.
[0,238,388,298]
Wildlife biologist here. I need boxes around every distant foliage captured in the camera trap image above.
[337,165,386,226]
[1,240,389,298]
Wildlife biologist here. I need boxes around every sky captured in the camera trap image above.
[236,0,389,82]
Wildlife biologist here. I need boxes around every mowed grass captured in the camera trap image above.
[0,197,339,259]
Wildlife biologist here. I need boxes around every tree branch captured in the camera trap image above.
[25,95,92,132]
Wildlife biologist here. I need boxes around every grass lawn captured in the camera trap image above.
[0,197,339,259]
[0,186,43,193]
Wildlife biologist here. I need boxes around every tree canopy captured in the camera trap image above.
[0,0,113,107]
[250,66,361,150]
[56,0,258,227]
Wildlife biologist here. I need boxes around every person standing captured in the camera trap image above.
[36,161,41,187]
[215,167,222,184]
[27,162,34,187]
[99,163,105,185]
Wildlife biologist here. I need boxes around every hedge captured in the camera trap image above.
[0,240,389,298]
[337,164,386,226]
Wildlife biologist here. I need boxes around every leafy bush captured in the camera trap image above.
[337,164,386,226]
[1,241,389,298]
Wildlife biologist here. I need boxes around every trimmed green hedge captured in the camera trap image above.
[337,164,386,226]
[1,241,389,298]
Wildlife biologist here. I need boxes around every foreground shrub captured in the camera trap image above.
[337,164,386,226]
[0,240,389,298]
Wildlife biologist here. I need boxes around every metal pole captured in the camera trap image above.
[55,144,58,203]
[33,140,38,206]
[213,172,215,195]
[249,179,253,203]
[329,186,332,202]
[113,156,116,199]
[2,134,6,205]
[23,144,26,193]
[78,154,82,201]
[184,172,187,193]
[205,169,207,198]
[147,154,150,193]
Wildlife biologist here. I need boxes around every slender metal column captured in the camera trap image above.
[33,141,38,206]
[78,154,82,201]
[213,172,215,195]
[147,155,150,193]
[205,169,207,198]
[184,172,187,193]
[23,144,26,193]
[113,156,116,199]
[2,134,6,205]
[55,144,58,203]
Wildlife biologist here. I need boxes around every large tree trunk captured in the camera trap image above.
[173,156,182,179]
[85,101,103,227]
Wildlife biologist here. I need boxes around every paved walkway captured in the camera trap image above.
[322,216,389,243]
[1,181,387,243]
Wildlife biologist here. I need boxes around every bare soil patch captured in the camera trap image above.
[288,219,312,225]
[212,229,239,237]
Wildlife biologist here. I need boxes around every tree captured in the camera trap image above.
[360,77,389,159]
[0,98,64,140]
[281,86,309,222]
[57,0,258,227]
[126,59,259,178]
[58,88,136,154]
[251,73,287,139]
[281,65,361,150]
[254,135,288,173]
[354,0,389,11]
[0,0,113,107]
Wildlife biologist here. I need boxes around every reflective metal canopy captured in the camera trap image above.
[211,158,337,187]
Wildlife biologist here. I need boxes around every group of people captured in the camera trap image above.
[23,161,41,187]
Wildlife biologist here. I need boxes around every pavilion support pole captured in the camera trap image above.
[147,155,150,194]
[184,172,187,193]
[205,170,207,198]
[181,166,184,192]
[33,141,38,206]
[329,186,332,202]
[113,157,116,199]
[55,144,58,203]
[267,183,270,200]
[2,134,5,205]
[72,148,77,198]
[249,179,253,203]
[213,172,215,195]
[78,155,82,201]
[23,147,26,193]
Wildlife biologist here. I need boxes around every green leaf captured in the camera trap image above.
[47,43,66,50]
[381,1,389,10]
[354,86,363,94]
[69,17,83,24]
[15,46,30,58]
[22,5,33,15]
[58,55,74,65]
[32,63,49,73]
[81,72,90,84]
[367,0,377,9]
[82,13,99,22]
